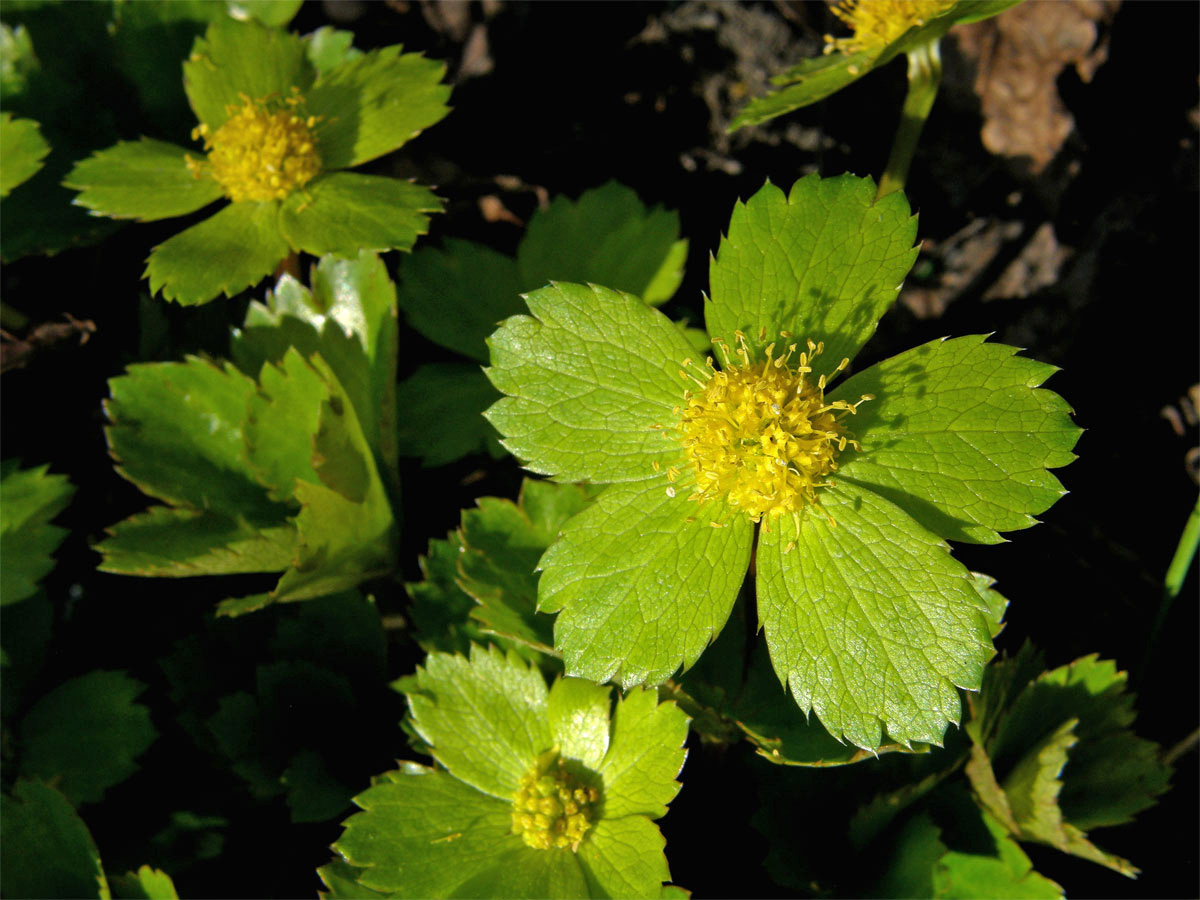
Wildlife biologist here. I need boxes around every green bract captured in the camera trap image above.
[729,0,1020,131]
[325,645,688,899]
[485,174,1080,751]
[63,18,449,305]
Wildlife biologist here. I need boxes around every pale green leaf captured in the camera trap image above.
[517,182,688,307]
[0,112,49,197]
[757,482,994,749]
[406,646,550,799]
[109,866,179,900]
[1,779,108,900]
[396,238,524,362]
[547,678,612,771]
[0,461,74,606]
[540,479,753,687]
[485,282,695,484]
[278,172,441,257]
[333,765,528,898]
[19,671,157,806]
[228,0,303,27]
[729,1,1021,130]
[595,687,687,819]
[307,45,450,170]
[832,335,1080,544]
[706,175,917,368]
[305,26,362,75]
[104,355,286,521]
[97,507,297,576]
[63,138,222,221]
[577,815,671,899]
[395,363,500,467]
[145,200,289,305]
[183,18,314,131]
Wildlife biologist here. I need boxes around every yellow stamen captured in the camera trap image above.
[823,0,956,56]
[676,333,868,524]
[186,88,322,203]
[511,749,599,852]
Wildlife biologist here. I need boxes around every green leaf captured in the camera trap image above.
[756,482,994,749]
[966,654,1169,877]
[407,529,493,655]
[457,481,593,651]
[395,363,500,466]
[539,479,753,687]
[282,749,353,824]
[63,138,222,221]
[874,811,947,899]
[517,182,688,307]
[935,809,1063,899]
[733,642,926,766]
[706,175,918,368]
[244,348,328,501]
[396,238,524,362]
[183,18,314,130]
[19,671,157,805]
[109,866,179,900]
[305,26,362,75]
[595,686,687,819]
[333,766,542,899]
[577,815,671,899]
[104,355,286,521]
[235,250,400,489]
[233,355,396,612]
[406,646,550,799]
[1,779,108,900]
[307,45,450,170]
[547,677,612,770]
[728,1,1021,130]
[832,335,1080,544]
[97,507,297,577]
[227,0,303,27]
[0,461,74,606]
[145,200,289,305]
[278,172,441,257]
[485,282,695,484]
[317,860,391,900]
[0,112,49,197]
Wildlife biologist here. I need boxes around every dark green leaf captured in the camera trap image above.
[0,461,74,605]
[395,363,500,466]
[0,779,107,900]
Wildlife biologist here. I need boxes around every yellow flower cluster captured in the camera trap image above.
[187,89,322,203]
[675,333,869,526]
[824,0,956,55]
[511,749,600,852]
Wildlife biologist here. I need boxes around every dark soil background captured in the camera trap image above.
[1,1,1196,898]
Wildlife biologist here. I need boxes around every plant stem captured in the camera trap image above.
[876,39,942,200]
[1142,493,1200,679]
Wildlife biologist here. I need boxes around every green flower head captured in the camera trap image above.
[326,645,689,899]
[485,175,1081,751]
[64,18,450,305]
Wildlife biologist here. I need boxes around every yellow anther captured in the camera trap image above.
[186,89,322,203]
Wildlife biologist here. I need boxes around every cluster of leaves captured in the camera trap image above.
[0,3,1181,898]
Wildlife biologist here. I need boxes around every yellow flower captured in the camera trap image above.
[824,0,956,56]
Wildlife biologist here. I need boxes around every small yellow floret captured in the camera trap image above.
[824,0,956,56]
[676,333,868,525]
[186,89,322,203]
[511,749,599,852]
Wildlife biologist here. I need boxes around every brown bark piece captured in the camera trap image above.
[953,0,1120,173]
